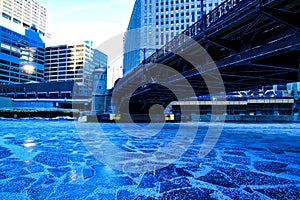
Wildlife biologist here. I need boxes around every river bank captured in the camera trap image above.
[0,108,79,119]
[1,108,299,122]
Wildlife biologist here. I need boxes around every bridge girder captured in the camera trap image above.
[113,0,300,114]
[206,36,241,53]
[259,5,300,31]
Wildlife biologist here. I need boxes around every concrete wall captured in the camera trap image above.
[91,94,111,114]
[0,97,13,108]
[13,101,54,108]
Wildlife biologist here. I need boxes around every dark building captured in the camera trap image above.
[0,81,92,109]
[0,81,76,99]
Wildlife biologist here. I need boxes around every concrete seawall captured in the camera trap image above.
[80,114,300,123]
[0,109,78,119]
[198,115,299,122]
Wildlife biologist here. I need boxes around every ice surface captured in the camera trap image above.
[0,120,298,199]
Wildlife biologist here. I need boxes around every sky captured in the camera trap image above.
[37,0,135,87]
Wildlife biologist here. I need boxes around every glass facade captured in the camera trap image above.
[123,0,224,75]
[44,42,108,95]
[123,0,142,75]
[0,25,45,85]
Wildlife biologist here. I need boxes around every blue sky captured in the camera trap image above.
[37,0,135,87]
[38,0,135,46]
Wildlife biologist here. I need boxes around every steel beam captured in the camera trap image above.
[259,6,300,31]
[206,36,241,52]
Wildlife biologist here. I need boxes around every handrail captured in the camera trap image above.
[145,0,250,64]
[117,0,278,90]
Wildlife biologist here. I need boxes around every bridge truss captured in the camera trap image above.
[113,0,300,114]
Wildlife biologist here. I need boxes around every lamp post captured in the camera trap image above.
[110,66,122,88]
[141,48,159,64]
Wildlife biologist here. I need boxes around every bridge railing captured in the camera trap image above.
[206,0,243,28]
[145,0,248,64]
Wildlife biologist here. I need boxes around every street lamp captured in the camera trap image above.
[110,66,122,88]
[141,48,159,64]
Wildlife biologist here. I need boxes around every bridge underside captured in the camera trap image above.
[114,0,300,114]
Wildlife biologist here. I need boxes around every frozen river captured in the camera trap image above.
[0,120,299,199]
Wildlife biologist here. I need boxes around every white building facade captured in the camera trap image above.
[0,0,48,36]
[44,41,108,96]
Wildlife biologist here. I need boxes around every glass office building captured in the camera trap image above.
[123,0,224,75]
[0,22,45,85]
[44,41,108,95]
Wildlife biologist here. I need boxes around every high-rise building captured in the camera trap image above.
[0,21,45,85]
[123,0,224,75]
[0,0,48,37]
[44,41,108,95]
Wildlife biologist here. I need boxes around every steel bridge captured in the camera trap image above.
[113,0,300,114]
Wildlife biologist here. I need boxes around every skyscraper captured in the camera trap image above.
[0,0,49,85]
[123,0,224,75]
[0,0,48,37]
[0,20,45,85]
[44,41,108,96]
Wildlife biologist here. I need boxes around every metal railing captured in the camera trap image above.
[145,0,251,64]
[117,0,278,90]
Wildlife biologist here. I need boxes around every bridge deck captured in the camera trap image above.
[114,0,300,114]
